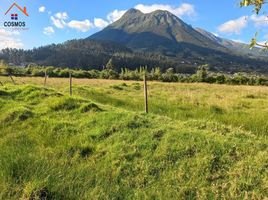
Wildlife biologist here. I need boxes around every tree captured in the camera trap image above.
[161,68,178,82]
[240,0,268,48]
[0,60,16,75]
[106,58,115,70]
[196,64,208,82]
[150,67,162,80]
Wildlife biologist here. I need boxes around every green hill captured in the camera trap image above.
[0,83,267,199]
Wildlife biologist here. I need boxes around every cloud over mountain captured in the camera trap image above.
[218,16,248,35]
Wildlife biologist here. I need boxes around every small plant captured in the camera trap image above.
[50,97,81,111]
[80,103,102,113]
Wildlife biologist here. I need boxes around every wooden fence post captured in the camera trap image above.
[0,81,3,86]
[69,72,72,96]
[9,74,16,85]
[144,74,148,114]
[44,70,47,87]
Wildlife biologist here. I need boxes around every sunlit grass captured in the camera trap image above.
[0,77,267,199]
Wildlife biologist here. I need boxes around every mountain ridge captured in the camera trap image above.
[88,8,268,72]
[90,9,227,52]
[195,28,268,58]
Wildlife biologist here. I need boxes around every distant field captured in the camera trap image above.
[0,76,267,199]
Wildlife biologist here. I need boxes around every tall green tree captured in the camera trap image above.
[106,58,115,70]
[196,65,208,82]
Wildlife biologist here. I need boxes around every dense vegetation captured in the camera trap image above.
[1,38,268,74]
[1,62,268,86]
[0,40,195,73]
[90,8,268,74]
[0,79,267,199]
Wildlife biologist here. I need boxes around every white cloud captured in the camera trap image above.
[258,41,268,46]
[55,12,68,20]
[43,26,55,35]
[50,12,93,32]
[93,3,196,29]
[94,18,109,28]
[51,16,65,29]
[0,39,24,49]
[50,13,68,29]
[250,14,268,27]
[107,9,127,23]
[0,29,23,49]
[134,3,195,17]
[39,6,46,13]
[50,3,196,31]
[67,20,93,32]
[50,12,69,29]
[0,29,19,38]
[218,16,248,35]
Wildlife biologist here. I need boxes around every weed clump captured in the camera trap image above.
[24,187,52,200]
[21,180,63,200]
[16,85,63,102]
[68,144,95,158]
[153,130,165,140]
[132,83,141,90]
[110,83,128,90]
[127,115,150,129]
[210,105,225,114]
[244,94,259,99]
[110,85,123,90]
[50,97,82,111]
[0,89,8,96]
[3,107,33,123]
[80,103,102,113]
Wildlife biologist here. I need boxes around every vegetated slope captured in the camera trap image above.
[90,9,268,72]
[0,40,179,71]
[90,9,225,52]
[0,84,267,199]
[1,9,268,73]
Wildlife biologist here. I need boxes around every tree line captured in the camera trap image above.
[0,59,267,86]
[1,38,268,74]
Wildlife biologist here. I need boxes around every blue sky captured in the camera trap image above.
[0,0,268,49]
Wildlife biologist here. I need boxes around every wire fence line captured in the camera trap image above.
[0,72,150,114]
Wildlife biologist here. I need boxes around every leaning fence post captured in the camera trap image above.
[144,74,148,114]
[44,70,47,87]
[0,81,3,86]
[9,74,16,85]
[69,71,72,96]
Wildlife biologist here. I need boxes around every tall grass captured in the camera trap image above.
[0,78,267,199]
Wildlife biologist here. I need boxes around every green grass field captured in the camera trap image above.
[0,76,267,199]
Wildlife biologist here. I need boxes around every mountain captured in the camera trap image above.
[89,8,268,73]
[195,28,268,58]
[1,8,268,73]
[90,9,226,53]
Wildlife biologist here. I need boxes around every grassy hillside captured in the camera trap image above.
[1,76,268,136]
[0,77,267,199]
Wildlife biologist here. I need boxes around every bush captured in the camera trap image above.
[0,64,267,86]
[100,69,119,79]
